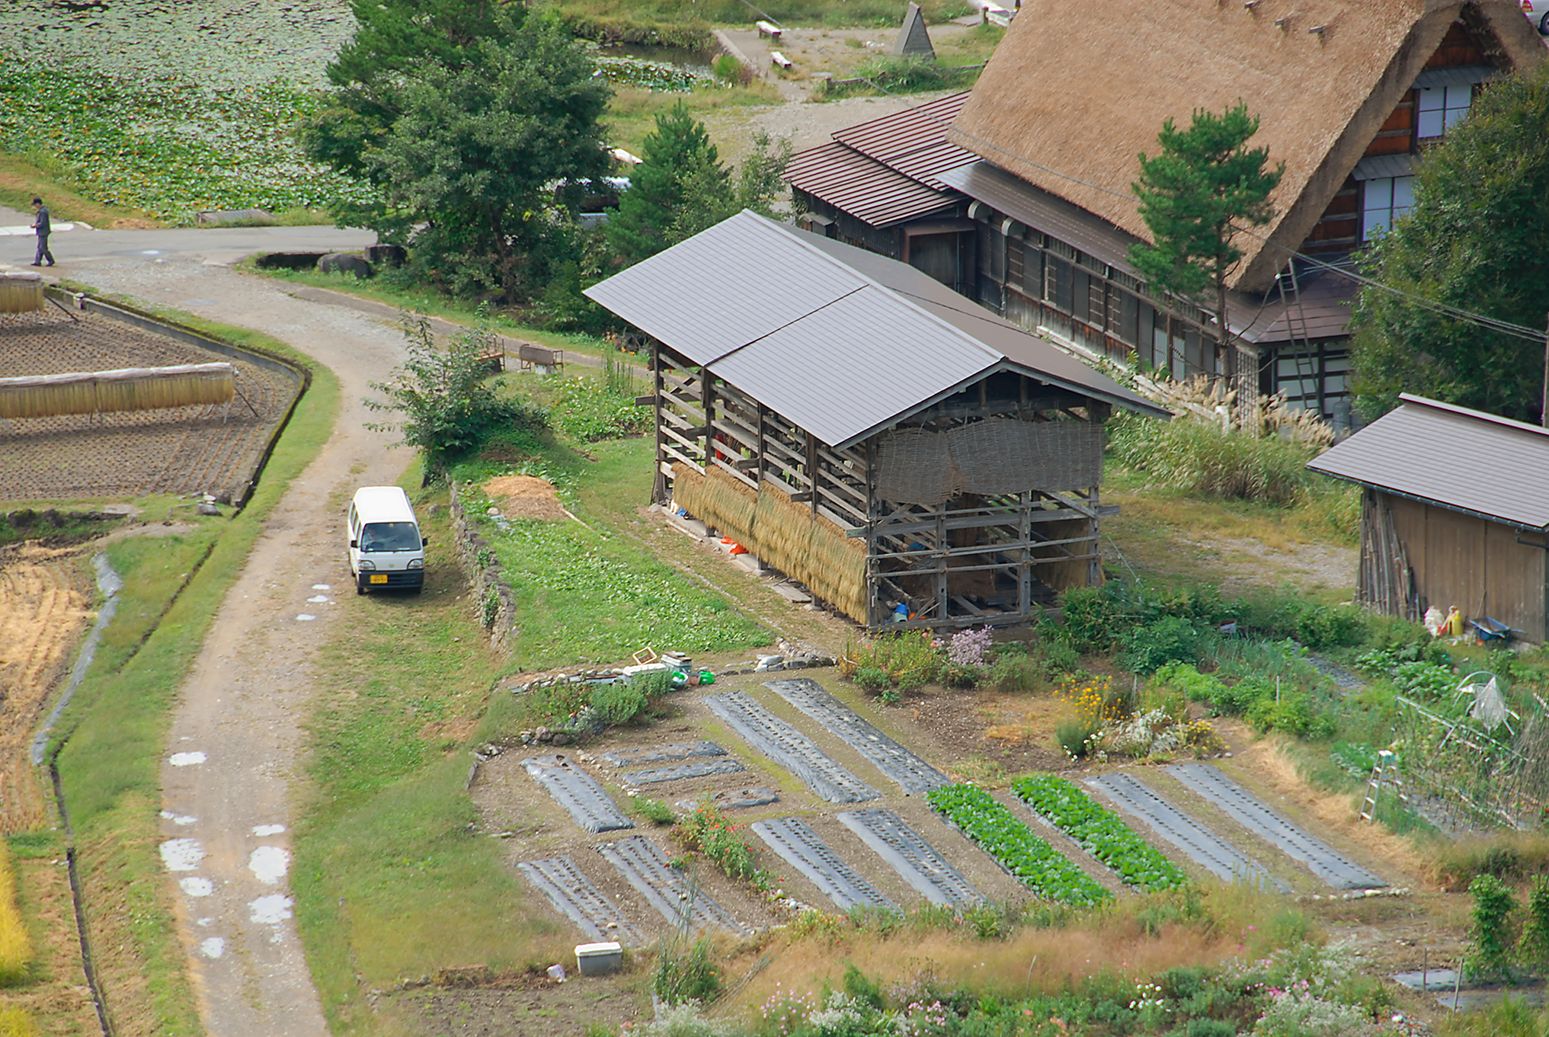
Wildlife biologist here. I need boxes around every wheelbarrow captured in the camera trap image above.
[1468,615,1515,645]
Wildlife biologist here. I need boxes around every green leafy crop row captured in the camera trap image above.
[1012,774,1188,893]
[926,783,1110,908]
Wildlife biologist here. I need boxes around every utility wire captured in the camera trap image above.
[837,73,1547,343]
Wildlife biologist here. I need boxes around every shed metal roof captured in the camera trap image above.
[1308,394,1549,529]
[584,210,1168,449]
[830,91,973,189]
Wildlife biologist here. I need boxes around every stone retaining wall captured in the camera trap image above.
[448,483,517,653]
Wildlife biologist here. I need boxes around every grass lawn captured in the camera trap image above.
[32,317,339,1036]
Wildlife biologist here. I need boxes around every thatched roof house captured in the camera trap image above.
[586,211,1166,630]
[952,0,1546,294]
[789,1,1546,428]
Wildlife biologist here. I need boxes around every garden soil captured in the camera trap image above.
[65,248,414,1037]
[0,544,91,833]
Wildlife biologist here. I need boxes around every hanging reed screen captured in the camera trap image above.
[0,362,236,419]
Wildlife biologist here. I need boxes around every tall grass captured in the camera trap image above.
[0,1007,39,1037]
[0,841,32,986]
[1108,412,1325,506]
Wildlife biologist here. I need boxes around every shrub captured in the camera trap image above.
[546,372,650,443]
[1517,875,1549,971]
[986,652,1040,692]
[1056,716,1100,760]
[854,666,890,695]
[654,934,721,1005]
[949,626,994,667]
[676,803,766,888]
[589,682,649,726]
[1246,689,1334,739]
[1119,616,1203,674]
[1464,873,1518,981]
[0,1008,39,1037]
[710,53,750,84]
[631,669,678,699]
[1059,586,1122,652]
[845,631,942,692]
[940,662,982,690]
[632,795,677,825]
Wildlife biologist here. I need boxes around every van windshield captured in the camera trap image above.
[360,521,421,552]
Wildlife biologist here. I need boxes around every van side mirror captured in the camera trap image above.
[421,536,429,547]
[349,538,358,548]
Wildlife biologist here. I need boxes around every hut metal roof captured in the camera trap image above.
[584,210,1168,449]
[1308,394,1549,529]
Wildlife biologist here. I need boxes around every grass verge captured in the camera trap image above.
[37,314,339,1036]
[0,152,157,228]
[291,473,581,1035]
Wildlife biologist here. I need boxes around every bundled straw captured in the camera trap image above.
[0,362,235,419]
[0,273,43,314]
[672,464,868,623]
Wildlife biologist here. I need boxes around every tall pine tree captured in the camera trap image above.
[606,102,731,267]
[1129,104,1283,375]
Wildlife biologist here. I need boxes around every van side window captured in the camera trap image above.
[348,504,357,535]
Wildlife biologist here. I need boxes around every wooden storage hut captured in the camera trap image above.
[1308,394,1549,641]
[585,211,1167,630]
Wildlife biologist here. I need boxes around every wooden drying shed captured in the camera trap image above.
[1308,394,1549,642]
[586,211,1168,630]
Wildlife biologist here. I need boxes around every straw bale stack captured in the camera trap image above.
[672,464,868,623]
[0,273,44,314]
[0,362,236,419]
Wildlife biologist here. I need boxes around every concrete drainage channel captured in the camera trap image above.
[1166,763,1387,891]
[1088,772,1287,892]
[704,691,879,804]
[766,678,948,794]
[36,554,122,1037]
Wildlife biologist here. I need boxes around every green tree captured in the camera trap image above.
[357,11,610,300]
[607,102,730,267]
[1350,62,1549,422]
[303,0,512,189]
[1464,873,1518,982]
[1130,104,1284,374]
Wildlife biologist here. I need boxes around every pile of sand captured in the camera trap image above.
[482,474,567,521]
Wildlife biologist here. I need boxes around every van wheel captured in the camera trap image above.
[356,580,365,595]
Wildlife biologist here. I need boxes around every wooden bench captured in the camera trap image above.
[517,342,564,372]
[756,19,782,38]
[770,50,793,70]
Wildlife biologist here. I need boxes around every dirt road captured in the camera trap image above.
[66,248,410,1036]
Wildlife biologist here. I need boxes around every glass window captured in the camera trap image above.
[1361,176,1414,241]
[1021,242,1043,296]
[360,521,421,552]
[1417,85,1472,139]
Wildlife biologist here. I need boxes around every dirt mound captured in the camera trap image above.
[483,474,566,521]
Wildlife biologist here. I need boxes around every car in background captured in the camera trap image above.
[1522,0,1549,35]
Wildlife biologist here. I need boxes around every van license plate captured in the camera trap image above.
[369,574,388,584]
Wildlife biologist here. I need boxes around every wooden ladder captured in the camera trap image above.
[1360,749,1405,823]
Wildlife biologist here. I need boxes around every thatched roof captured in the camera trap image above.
[950,0,1546,292]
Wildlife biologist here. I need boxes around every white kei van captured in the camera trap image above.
[346,486,427,594]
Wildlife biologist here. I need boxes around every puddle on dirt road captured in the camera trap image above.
[295,613,316,621]
[168,751,206,766]
[306,595,329,603]
[200,937,225,959]
[252,823,285,837]
[249,893,293,925]
[248,846,289,885]
[180,877,214,897]
[311,584,331,591]
[160,810,197,825]
[160,838,204,872]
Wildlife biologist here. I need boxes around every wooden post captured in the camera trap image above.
[652,342,667,503]
[1541,310,1549,426]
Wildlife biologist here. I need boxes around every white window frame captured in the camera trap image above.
[1361,176,1415,241]
[1417,85,1472,140]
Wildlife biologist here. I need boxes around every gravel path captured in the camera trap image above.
[66,237,408,1037]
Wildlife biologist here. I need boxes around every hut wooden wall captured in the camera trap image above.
[1374,492,1548,642]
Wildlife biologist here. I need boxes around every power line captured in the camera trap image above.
[840,75,1547,343]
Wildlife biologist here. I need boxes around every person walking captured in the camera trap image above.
[30,197,54,267]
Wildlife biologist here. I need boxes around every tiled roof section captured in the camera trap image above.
[831,91,974,189]
[1308,394,1549,528]
[784,92,975,227]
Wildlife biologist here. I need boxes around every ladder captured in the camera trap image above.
[1360,749,1406,823]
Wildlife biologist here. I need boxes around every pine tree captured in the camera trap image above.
[1129,104,1283,375]
[606,102,731,267]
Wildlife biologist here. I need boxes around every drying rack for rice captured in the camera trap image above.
[0,362,255,421]
[0,272,44,314]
